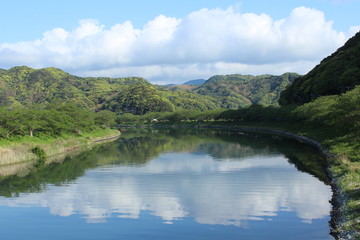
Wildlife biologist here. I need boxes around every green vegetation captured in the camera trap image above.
[0,126,119,166]
[195,73,300,107]
[0,102,119,166]
[0,66,149,108]
[31,146,46,167]
[280,31,360,105]
[0,104,116,139]
[103,84,175,115]
[116,108,226,123]
[0,66,299,113]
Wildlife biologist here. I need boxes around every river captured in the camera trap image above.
[0,128,333,240]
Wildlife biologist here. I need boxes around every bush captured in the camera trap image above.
[31,146,46,167]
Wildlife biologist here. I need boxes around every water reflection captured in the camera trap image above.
[0,129,332,239]
[0,152,331,226]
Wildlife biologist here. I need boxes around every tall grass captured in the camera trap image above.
[0,128,119,166]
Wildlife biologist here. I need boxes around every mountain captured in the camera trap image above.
[0,66,300,114]
[182,79,206,85]
[194,73,300,108]
[0,66,150,108]
[280,31,360,105]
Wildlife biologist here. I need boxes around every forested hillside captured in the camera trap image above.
[194,73,299,108]
[280,31,360,105]
[0,66,299,114]
[0,66,149,108]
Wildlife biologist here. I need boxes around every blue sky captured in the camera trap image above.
[0,0,359,84]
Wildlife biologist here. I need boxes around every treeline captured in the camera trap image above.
[0,105,116,139]
[117,86,360,142]
[116,109,226,123]
[115,103,293,123]
[3,85,358,143]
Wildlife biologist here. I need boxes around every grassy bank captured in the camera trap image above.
[118,120,359,239]
[0,128,120,166]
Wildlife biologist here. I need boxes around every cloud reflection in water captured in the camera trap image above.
[0,152,332,226]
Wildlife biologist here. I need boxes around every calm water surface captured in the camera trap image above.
[0,129,333,240]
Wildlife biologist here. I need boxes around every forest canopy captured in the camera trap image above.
[280,31,360,105]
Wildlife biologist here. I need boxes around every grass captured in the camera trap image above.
[0,128,119,166]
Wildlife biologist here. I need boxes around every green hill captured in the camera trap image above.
[195,73,300,108]
[0,66,150,108]
[0,66,299,113]
[280,31,360,105]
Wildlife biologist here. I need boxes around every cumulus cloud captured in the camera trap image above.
[0,6,354,83]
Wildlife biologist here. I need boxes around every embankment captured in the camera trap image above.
[0,129,120,169]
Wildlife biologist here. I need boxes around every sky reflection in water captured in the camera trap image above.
[0,131,333,239]
[0,153,331,224]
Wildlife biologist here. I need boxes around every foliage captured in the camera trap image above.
[104,84,175,115]
[295,86,360,135]
[31,146,46,167]
[94,110,117,127]
[194,73,299,108]
[161,88,220,111]
[0,66,302,114]
[0,66,150,108]
[115,108,228,124]
[0,104,107,139]
[280,31,360,105]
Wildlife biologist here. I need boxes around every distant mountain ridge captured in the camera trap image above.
[182,79,206,85]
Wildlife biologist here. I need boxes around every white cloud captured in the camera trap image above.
[0,6,352,84]
[349,25,360,36]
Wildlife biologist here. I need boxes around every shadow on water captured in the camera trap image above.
[0,128,329,197]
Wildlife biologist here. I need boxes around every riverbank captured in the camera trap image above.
[0,128,120,167]
[201,125,353,240]
[117,121,359,240]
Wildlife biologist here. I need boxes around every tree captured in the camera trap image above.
[0,108,22,138]
[20,108,47,137]
[95,110,116,127]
